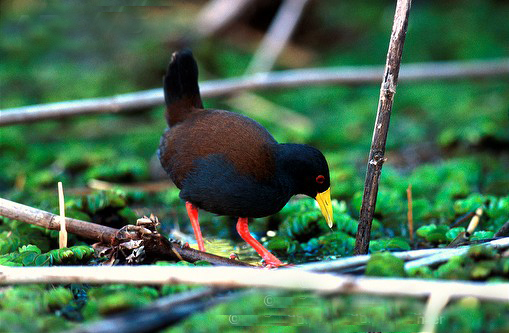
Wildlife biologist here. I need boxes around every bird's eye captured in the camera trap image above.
[316,175,325,184]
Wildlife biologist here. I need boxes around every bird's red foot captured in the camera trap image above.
[229,253,239,260]
[236,217,286,268]
[186,202,206,252]
[261,256,285,269]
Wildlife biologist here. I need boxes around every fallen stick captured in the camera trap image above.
[405,236,509,270]
[65,288,236,333]
[1,59,508,126]
[0,197,117,243]
[301,248,450,272]
[302,236,509,273]
[0,265,507,302]
[0,198,251,267]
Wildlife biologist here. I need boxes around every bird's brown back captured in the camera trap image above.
[159,109,278,188]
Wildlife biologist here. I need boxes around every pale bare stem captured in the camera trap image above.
[466,207,483,235]
[245,0,310,74]
[58,182,68,249]
[195,0,256,37]
[420,293,450,333]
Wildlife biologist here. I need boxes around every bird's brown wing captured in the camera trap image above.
[158,109,278,188]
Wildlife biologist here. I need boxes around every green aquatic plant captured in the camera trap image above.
[408,245,508,281]
[65,189,138,227]
[84,157,149,182]
[82,285,160,319]
[0,244,94,267]
[454,193,509,231]
[369,237,411,252]
[365,252,406,277]
[416,224,449,244]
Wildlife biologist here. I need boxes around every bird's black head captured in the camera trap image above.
[281,145,330,197]
[277,144,333,227]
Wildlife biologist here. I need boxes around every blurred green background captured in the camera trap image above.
[1,0,509,332]
[1,0,508,235]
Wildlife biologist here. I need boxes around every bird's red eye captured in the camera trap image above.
[316,175,325,184]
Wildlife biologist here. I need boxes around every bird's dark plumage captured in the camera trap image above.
[158,49,332,266]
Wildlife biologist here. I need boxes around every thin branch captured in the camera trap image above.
[495,219,509,237]
[66,288,236,333]
[87,179,172,193]
[245,0,310,74]
[0,198,251,267]
[0,197,117,243]
[405,236,509,270]
[301,248,449,273]
[302,236,509,273]
[355,0,412,255]
[0,265,508,302]
[450,210,476,228]
[1,59,508,126]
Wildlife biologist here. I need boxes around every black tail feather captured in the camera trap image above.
[163,49,203,125]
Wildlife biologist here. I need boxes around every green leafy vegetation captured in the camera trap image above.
[0,245,94,267]
[409,246,509,281]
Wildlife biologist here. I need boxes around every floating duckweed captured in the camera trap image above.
[365,252,406,277]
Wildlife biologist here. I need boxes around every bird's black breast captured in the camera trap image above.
[179,154,291,218]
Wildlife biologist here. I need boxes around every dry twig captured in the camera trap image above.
[495,219,509,238]
[1,59,508,126]
[405,237,509,270]
[355,0,413,255]
[65,288,235,333]
[303,236,509,273]
[450,210,476,228]
[301,248,449,273]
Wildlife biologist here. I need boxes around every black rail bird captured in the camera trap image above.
[158,49,333,267]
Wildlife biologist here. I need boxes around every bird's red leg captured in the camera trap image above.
[186,202,205,252]
[236,217,283,268]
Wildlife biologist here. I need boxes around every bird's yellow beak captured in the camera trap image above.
[315,187,333,228]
